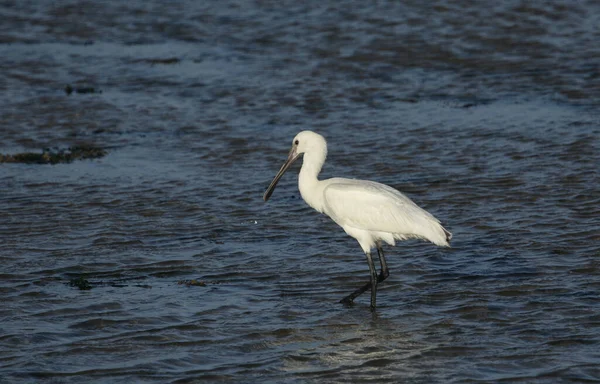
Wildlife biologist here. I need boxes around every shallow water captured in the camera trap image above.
[1,1,599,383]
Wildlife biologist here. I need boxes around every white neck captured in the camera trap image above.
[298,150,327,213]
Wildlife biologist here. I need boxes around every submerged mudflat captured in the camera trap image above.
[0,146,106,164]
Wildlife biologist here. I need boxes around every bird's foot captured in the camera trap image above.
[339,296,355,306]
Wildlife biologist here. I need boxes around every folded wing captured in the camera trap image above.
[322,179,450,246]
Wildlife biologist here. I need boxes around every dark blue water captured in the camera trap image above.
[1,1,599,382]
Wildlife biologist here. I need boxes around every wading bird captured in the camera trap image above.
[263,131,451,311]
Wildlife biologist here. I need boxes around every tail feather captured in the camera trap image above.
[443,226,452,244]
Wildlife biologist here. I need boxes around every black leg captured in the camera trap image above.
[377,243,389,281]
[366,252,378,311]
[339,247,390,309]
[339,278,371,305]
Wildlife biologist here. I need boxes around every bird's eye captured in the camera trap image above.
[295,140,299,145]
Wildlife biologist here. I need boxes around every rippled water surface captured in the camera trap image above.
[1,1,599,383]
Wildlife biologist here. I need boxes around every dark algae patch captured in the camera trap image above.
[67,276,153,290]
[0,145,107,164]
[131,57,181,65]
[65,84,100,95]
[177,279,207,287]
[69,277,92,291]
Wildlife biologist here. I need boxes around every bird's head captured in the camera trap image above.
[291,130,327,157]
[263,130,327,202]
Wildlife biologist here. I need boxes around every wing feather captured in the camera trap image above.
[323,179,449,245]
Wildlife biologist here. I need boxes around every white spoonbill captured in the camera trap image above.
[263,131,451,311]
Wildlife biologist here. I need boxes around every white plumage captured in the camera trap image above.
[323,180,450,251]
[263,130,451,311]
